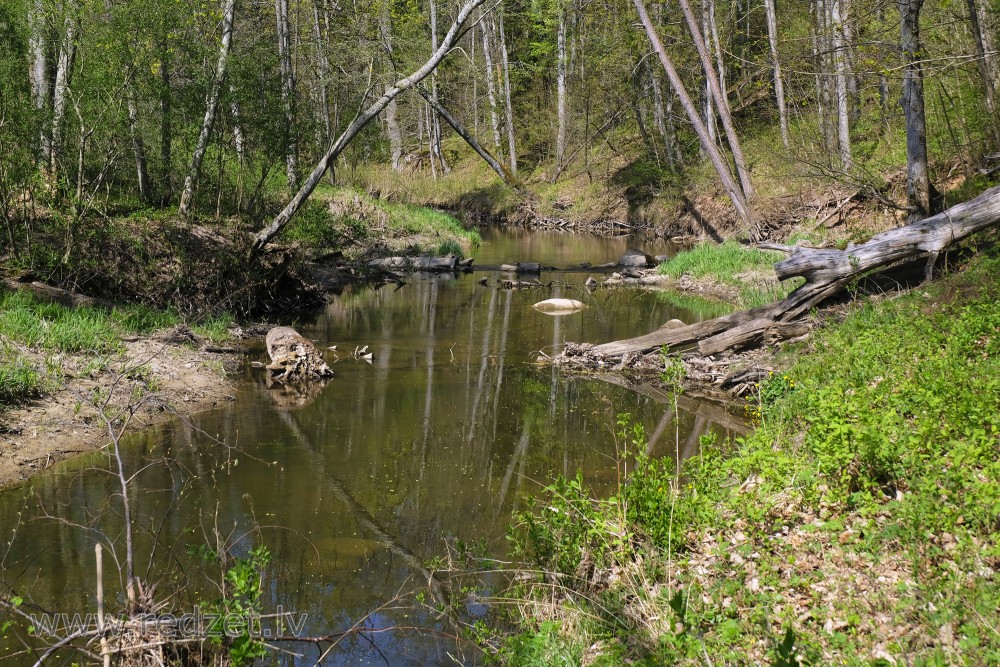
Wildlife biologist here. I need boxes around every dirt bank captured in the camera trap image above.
[0,332,243,488]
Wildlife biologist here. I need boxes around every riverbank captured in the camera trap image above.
[486,233,1000,664]
[0,288,244,487]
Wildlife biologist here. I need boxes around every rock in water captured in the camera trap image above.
[532,298,588,314]
[265,326,334,381]
[585,276,598,289]
[619,248,655,268]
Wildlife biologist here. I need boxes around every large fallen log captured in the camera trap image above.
[558,185,1000,360]
[368,255,470,272]
[3,278,112,309]
[265,326,333,381]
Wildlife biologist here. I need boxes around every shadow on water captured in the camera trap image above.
[0,229,747,665]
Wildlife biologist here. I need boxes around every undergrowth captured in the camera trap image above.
[494,242,1000,664]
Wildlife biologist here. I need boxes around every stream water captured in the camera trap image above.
[0,229,747,665]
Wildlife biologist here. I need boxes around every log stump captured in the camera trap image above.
[265,327,333,382]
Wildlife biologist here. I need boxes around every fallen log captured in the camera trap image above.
[265,326,333,381]
[368,255,468,272]
[556,185,1000,360]
[3,278,111,309]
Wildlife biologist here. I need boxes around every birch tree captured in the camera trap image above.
[497,10,517,176]
[633,0,752,225]
[831,0,851,170]
[178,0,236,218]
[677,0,753,200]
[763,0,789,148]
[28,0,49,166]
[275,0,298,190]
[899,0,934,220]
[554,0,568,176]
[251,0,491,253]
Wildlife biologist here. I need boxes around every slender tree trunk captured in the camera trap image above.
[966,0,1000,145]
[555,3,568,176]
[831,0,851,169]
[677,0,754,199]
[497,11,517,176]
[28,0,50,166]
[428,0,449,173]
[126,86,153,203]
[633,0,752,225]
[51,10,78,182]
[707,0,727,104]
[482,14,502,151]
[158,29,172,202]
[900,0,934,220]
[417,85,514,186]
[813,0,830,151]
[650,68,674,170]
[701,0,717,149]
[252,0,489,253]
[312,0,332,150]
[764,0,789,147]
[379,8,404,170]
[275,0,298,190]
[178,0,236,218]
[229,86,246,164]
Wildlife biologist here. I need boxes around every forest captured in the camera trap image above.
[1,0,1000,664]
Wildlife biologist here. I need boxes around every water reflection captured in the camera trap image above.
[0,230,746,665]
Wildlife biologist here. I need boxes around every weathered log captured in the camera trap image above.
[562,186,1000,360]
[698,320,810,356]
[368,255,463,272]
[500,262,541,274]
[3,278,110,309]
[265,326,333,381]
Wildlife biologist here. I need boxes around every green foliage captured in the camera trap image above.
[0,355,43,406]
[197,544,273,667]
[500,621,582,667]
[658,242,782,281]
[509,472,623,577]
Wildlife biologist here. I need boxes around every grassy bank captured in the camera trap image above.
[491,240,1000,664]
[0,289,230,408]
[288,185,482,258]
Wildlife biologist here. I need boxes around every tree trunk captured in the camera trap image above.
[558,186,1000,360]
[701,0,717,149]
[650,69,675,171]
[312,0,333,151]
[51,9,78,181]
[158,28,172,202]
[28,0,49,166]
[677,0,754,200]
[554,4,568,177]
[251,0,489,254]
[178,0,236,218]
[497,11,518,176]
[125,85,153,204]
[633,0,752,225]
[764,0,789,148]
[707,0,727,105]
[481,14,502,151]
[275,0,298,190]
[831,0,851,170]
[966,0,1000,146]
[900,0,933,220]
[379,8,404,171]
[229,86,246,164]
[417,85,515,187]
[428,0,449,174]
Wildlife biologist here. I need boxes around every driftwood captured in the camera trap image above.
[368,255,471,272]
[265,326,333,381]
[3,278,111,309]
[556,186,1000,361]
[500,262,542,274]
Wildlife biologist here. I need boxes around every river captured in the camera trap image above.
[0,229,746,665]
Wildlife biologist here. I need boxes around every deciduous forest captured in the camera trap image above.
[1,0,1000,664]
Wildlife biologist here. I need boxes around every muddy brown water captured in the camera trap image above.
[0,229,746,665]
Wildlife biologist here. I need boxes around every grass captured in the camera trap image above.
[492,239,1000,664]
[657,241,804,308]
[0,289,232,408]
[292,185,482,257]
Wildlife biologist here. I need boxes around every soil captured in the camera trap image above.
[0,332,244,488]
